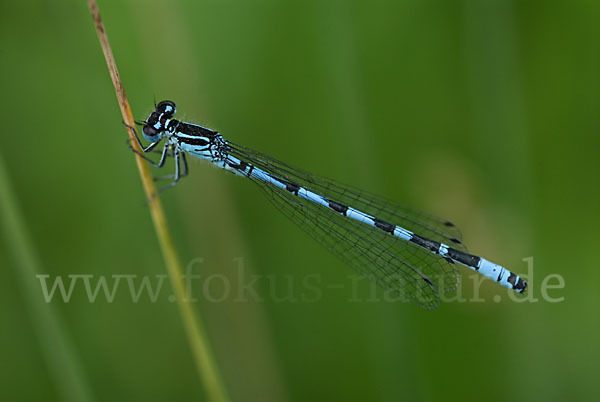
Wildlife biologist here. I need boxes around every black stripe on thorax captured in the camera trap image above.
[178,136,210,146]
[177,122,218,137]
[173,123,219,145]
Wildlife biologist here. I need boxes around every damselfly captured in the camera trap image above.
[127,100,527,309]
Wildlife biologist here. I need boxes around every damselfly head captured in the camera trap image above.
[156,100,177,118]
[142,114,162,141]
[142,100,178,141]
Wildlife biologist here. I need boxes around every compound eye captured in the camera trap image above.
[143,124,158,138]
[157,100,177,117]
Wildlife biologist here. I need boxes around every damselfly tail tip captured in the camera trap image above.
[515,277,527,294]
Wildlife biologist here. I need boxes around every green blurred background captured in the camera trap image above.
[1,0,598,401]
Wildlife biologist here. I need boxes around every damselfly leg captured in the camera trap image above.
[152,151,182,195]
[123,121,187,196]
[154,153,188,182]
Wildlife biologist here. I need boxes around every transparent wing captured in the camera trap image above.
[228,142,466,251]
[226,142,463,307]
[252,172,441,309]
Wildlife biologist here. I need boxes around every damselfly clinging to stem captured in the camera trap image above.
[127,100,527,309]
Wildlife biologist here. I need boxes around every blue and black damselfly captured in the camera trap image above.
[126,100,527,309]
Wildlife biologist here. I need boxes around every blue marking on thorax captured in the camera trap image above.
[179,141,204,157]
